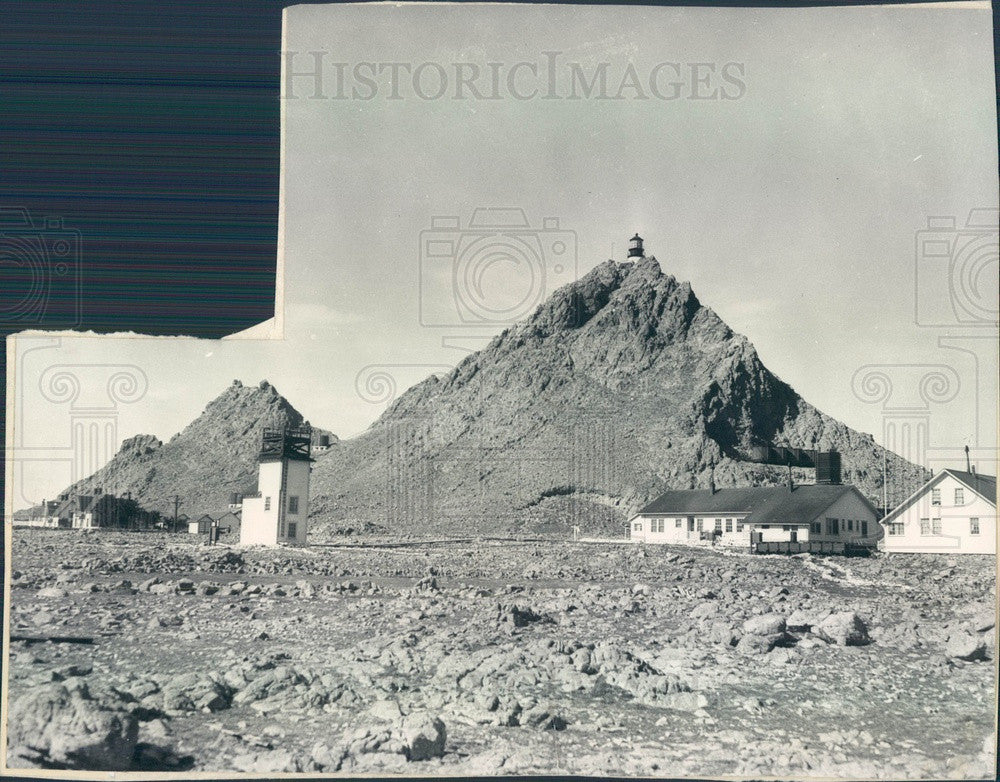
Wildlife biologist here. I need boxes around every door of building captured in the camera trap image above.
[790,528,798,543]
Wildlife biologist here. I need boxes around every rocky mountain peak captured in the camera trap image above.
[178,379,304,437]
[311,249,925,536]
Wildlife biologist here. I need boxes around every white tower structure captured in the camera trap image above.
[240,426,313,546]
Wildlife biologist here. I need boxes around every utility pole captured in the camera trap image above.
[882,449,888,516]
[172,495,182,533]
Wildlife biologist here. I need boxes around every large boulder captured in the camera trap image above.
[946,631,989,662]
[398,712,446,761]
[816,612,870,646]
[6,683,139,770]
[742,613,787,636]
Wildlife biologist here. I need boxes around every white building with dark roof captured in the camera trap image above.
[880,469,996,554]
[630,480,880,553]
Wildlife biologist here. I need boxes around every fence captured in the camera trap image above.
[752,540,874,557]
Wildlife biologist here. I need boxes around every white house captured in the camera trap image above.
[880,469,996,554]
[630,481,880,552]
[240,427,312,546]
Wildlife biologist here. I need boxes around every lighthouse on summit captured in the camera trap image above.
[628,233,645,259]
[619,233,646,267]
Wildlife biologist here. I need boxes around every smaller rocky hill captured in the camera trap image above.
[56,380,316,518]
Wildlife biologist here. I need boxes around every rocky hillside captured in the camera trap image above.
[56,380,315,518]
[307,256,925,537]
[51,255,925,538]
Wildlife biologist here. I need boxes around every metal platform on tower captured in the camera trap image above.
[259,426,314,462]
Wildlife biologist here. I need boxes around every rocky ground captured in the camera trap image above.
[5,529,997,778]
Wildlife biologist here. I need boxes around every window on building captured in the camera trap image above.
[932,518,942,535]
[848,519,854,531]
[675,518,682,528]
[633,522,642,532]
[714,518,723,533]
[920,518,930,536]
[287,522,297,538]
[970,518,980,535]
[654,519,664,533]
[725,518,733,533]
[288,496,299,514]
[264,496,271,511]
[861,521,868,536]
[931,488,941,505]
[954,488,964,505]
[736,520,744,532]
[812,521,821,534]
[888,522,904,536]
[826,517,838,535]
[696,519,703,532]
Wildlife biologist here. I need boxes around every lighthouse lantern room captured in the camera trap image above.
[628,233,645,259]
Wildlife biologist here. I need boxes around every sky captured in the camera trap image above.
[8,2,998,510]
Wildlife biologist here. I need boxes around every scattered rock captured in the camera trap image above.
[397,712,446,761]
[736,633,783,655]
[369,699,404,722]
[946,631,989,662]
[786,608,820,632]
[969,607,996,633]
[6,683,139,770]
[816,612,870,646]
[742,613,786,636]
[161,672,232,713]
[497,603,549,629]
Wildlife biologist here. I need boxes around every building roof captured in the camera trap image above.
[635,484,876,526]
[195,510,242,523]
[945,470,997,503]
[881,469,997,524]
